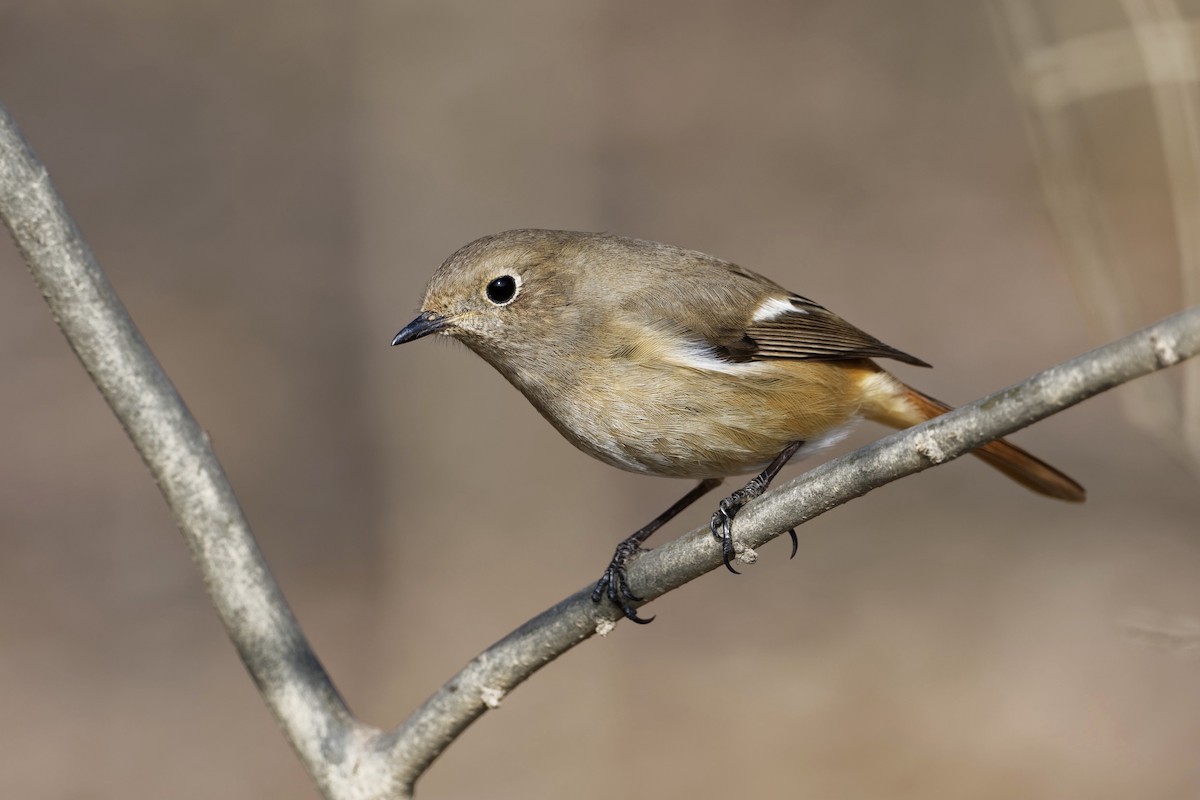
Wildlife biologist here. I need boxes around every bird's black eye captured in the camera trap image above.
[485,275,519,305]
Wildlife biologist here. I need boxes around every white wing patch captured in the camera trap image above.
[751,296,806,323]
[666,340,767,375]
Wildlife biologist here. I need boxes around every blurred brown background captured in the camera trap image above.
[2,2,1199,798]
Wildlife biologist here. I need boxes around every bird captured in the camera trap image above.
[392,229,1085,622]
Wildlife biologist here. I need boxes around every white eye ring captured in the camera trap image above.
[484,273,522,306]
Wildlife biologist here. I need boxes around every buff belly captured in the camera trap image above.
[536,359,877,479]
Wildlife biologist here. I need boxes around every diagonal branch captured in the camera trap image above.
[381,304,1200,789]
[4,99,1199,798]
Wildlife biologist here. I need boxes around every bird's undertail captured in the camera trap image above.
[859,372,1086,503]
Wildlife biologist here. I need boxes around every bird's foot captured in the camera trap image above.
[591,537,654,624]
[709,476,799,571]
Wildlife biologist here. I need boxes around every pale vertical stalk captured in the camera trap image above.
[1121,0,1200,466]
[990,0,1200,471]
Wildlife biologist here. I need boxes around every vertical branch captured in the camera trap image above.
[0,104,394,799]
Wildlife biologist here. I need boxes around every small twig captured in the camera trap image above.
[4,99,1200,798]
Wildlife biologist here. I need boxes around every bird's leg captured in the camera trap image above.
[710,441,805,574]
[593,477,723,624]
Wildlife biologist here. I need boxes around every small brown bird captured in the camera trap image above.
[393,229,1084,622]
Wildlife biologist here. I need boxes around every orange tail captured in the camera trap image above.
[859,372,1086,503]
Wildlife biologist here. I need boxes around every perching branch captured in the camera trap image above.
[4,100,1199,798]
[380,303,1200,788]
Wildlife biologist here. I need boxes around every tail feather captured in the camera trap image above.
[859,373,1086,503]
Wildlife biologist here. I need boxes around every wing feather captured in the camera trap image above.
[740,296,930,367]
[610,243,929,369]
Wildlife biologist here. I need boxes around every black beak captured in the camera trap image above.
[391,311,449,346]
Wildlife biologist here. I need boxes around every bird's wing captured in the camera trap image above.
[738,294,931,367]
[615,256,930,368]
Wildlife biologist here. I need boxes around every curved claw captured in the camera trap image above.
[611,576,653,623]
[721,536,741,574]
[710,508,742,575]
[623,607,655,624]
[788,528,798,559]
